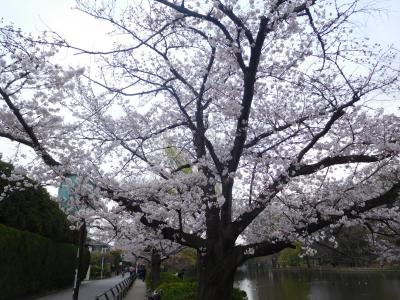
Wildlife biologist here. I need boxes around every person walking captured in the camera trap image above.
[141,266,146,281]
[122,266,126,278]
[138,264,146,281]
[129,265,135,277]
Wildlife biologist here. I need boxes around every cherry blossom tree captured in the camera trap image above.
[114,221,184,289]
[0,24,84,173]
[1,1,400,299]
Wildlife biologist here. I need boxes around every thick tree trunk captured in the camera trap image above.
[151,250,161,290]
[197,247,241,300]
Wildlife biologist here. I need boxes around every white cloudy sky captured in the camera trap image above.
[1,0,399,45]
[1,0,103,46]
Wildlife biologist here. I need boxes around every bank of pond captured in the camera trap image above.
[234,267,400,300]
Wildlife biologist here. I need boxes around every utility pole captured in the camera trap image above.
[100,250,105,280]
[72,219,86,300]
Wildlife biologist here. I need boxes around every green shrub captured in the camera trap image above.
[0,224,89,300]
[0,160,77,244]
[278,242,304,267]
[159,272,184,285]
[158,282,197,300]
[232,288,248,300]
[90,265,102,279]
[153,272,246,300]
[146,271,182,289]
[89,265,111,279]
[89,250,115,279]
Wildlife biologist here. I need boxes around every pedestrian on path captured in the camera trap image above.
[129,265,135,277]
[137,264,146,281]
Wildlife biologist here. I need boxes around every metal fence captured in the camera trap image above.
[94,275,136,300]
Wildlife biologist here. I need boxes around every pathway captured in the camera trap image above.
[36,276,126,300]
[125,279,147,300]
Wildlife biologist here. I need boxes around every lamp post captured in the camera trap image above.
[100,247,105,280]
[58,175,89,300]
[72,219,86,300]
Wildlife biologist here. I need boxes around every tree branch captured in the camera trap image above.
[0,88,61,167]
[153,0,246,70]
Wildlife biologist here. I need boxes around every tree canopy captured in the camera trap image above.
[0,1,399,299]
[0,159,76,243]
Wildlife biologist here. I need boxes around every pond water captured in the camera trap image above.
[234,268,400,300]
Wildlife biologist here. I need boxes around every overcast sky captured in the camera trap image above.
[1,0,399,46]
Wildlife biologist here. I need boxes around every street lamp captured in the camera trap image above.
[72,219,86,300]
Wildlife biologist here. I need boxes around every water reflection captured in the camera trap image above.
[235,267,400,300]
[236,277,256,300]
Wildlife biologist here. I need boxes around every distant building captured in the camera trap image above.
[86,239,111,253]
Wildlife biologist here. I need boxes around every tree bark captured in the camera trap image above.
[197,245,241,300]
[151,250,161,290]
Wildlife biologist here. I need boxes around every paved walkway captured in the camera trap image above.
[36,276,126,300]
[125,279,146,300]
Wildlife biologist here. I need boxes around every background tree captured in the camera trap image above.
[87,249,123,279]
[0,158,77,243]
[312,225,377,267]
[277,243,304,268]
[115,219,185,289]
[1,1,400,300]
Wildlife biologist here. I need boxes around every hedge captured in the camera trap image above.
[152,272,247,300]
[0,224,90,300]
